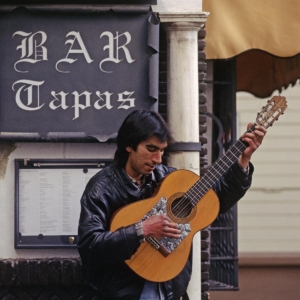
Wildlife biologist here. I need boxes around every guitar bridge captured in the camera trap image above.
[147,237,170,257]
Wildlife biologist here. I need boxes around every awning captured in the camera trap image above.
[203,0,300,98]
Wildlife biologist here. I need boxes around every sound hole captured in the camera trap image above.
[171,197,193,219]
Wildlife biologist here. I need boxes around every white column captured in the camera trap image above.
[167,22,200,171]
[161,14,208,300]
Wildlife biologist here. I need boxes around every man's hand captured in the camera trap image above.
[239,123,267,168]
[142,214,181,239]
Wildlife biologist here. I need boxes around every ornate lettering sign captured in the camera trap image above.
[0,6,159,141]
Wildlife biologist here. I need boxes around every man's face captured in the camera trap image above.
[125,135,167,181]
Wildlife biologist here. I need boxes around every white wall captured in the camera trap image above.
[236,83,300,253]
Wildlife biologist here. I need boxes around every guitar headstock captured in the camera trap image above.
[256,95,288,129]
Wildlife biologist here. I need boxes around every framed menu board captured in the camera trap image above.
[15,158,112,248]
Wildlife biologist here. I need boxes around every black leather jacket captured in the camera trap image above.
[78,162,253,300]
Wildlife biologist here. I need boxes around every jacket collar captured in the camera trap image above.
[114,165,159,199]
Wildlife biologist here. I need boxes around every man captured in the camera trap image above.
[78,109,266,300]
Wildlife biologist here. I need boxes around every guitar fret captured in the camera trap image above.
[183,96,288,207]
[214,160,227,173]
[186,138,248,204]
[201,173,215,186]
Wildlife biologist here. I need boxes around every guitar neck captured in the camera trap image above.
[186,123,257,204]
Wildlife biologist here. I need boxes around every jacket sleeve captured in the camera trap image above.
[77,179,141,267]
[213,161,254,214]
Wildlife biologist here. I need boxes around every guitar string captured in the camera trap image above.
[171,138,248,218]
[147,237,161,248]
[171,97,286,218]
[171,127,253,218]
[189,140,246,198]
[171,140,246,216]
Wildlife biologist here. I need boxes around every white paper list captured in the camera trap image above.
[19,168,100,236]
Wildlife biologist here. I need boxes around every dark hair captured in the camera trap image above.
[114,110,173,167]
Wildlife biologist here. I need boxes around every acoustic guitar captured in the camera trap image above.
[110,95,288,282]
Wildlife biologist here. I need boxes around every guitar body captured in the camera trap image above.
[110,95,288,282]
[110,169,220,282]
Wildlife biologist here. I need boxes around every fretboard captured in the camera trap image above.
[185,124,256,207]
